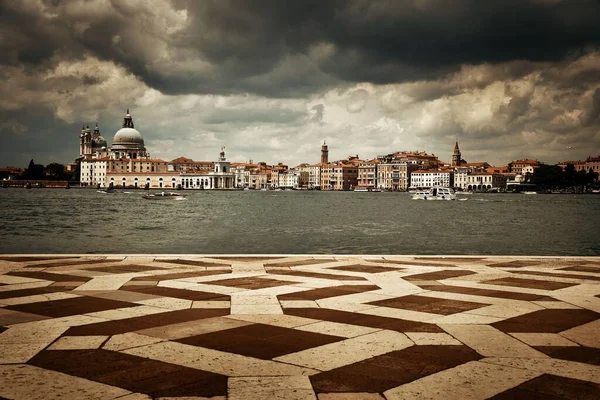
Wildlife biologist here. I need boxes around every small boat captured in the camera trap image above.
[97,188,116,194]
[412,187,456,200]
[523,191,538,195]
[354,187,381,192]
[142,191,186,200]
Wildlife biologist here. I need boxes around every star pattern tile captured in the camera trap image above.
[0,255,599,399]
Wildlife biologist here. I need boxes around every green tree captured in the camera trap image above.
[45,163,66,180]
[22,159,44,180]
[533,165,563,187]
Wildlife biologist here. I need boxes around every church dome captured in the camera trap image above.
[93,135,107,149]
[113,128,144,145]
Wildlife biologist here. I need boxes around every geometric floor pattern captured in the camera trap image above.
[0,255,599,399]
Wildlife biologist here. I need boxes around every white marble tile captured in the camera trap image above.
[509,333,579,347]
[531,300,582,309]
[559,318,600,348]
[405,332,462,346]
[191,300,231,308]
[358,306,439,322]
[48,335,108,350]
[75,275,137,291]
[135,297,193,310]
[230,295,279,305]
[440,324,548,358]
[135,316,251,340]
[0,292,81,306]
[295,321,380,338]
[274,330,413,371]
[481,357,600,384]
[384,360,541,400]
[318,394,385,400]
[225,314,319,328]
[85,305,168,320]
[279,300,320,308]
[0,364,131,400]
[103,332,166,352]
[122,341,319,376]
[230,304,283,315]
[228,376,316,400]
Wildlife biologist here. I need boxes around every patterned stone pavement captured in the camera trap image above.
[0,255,599,399]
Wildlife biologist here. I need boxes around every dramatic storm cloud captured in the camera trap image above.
[1,0,600,167]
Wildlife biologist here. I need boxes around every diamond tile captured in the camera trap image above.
[367,295,487,315]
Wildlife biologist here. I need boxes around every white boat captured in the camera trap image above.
[354,187,381,192]
[142,191,186,200]
[412,187,456,200]
[523,191,538,195]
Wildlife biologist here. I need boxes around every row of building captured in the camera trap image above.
[76,110,600,191]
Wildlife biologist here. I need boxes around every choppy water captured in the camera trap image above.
[0,188,599,255]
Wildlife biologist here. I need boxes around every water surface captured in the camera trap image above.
[1,189,598,255]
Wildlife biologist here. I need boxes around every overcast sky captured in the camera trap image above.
[1,0,600,168]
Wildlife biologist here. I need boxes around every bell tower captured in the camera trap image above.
[321,140,329,164]
[452,141,461,167]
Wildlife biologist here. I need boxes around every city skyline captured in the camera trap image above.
[2,1,600,167]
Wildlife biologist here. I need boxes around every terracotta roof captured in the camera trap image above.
[510,159,539,165]
[107,172,180,175]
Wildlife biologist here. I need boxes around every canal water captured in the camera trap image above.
[1,189,599,255]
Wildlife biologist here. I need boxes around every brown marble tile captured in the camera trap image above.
[211,256,284,262]
[6,271,92,282]
[534,346,600,366]
[28,349,227,398]
[330,264,404,274]
[88,264,167,274]
[404,270,476,281]
[23,259,111,269]
[209,277,295,289]
[486,260,542,268]
[278,285,380,301]
[416,284,547,301]
[0,326,7,334]
[511,270,600,282]
[266,269,367,281]
[310,345,482,393]
[176,323,343,359]
[490,374,600,400]
[284,308,443,333]
[380,259,458,267]
[0,286,67,300]
[367,295,487,315]
[492,309,600,333]
[561,265,600,273]
[484,277,577,291]
[123,286,230,301]
[160,259,232,267]
[267,259,336,268]
[65,308,230,336]
[0,309,51,325]
[131,270,231,281]
[415,257,486,262]
[0,256,78,262]
[6,296,136,318]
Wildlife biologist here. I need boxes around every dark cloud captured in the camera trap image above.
[2,0,600,97]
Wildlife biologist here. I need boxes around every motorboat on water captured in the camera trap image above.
[142,191,186,200]
[354,186,382,192]
[523,191,538,195]
[412,187,456,200]
[97,188,116,194]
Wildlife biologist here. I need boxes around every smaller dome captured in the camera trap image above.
[113,128,144,145]
[93,135,107,148]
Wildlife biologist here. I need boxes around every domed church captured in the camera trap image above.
[79,109,148,160]
[110,109,147,159]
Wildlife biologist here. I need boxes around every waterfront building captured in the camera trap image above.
[230,162,256,189]
[410,169,454,188]
[168,157,213,173]
[249,163,271,189]
[465,172,507,191]
[270,163,289,189]
[378,150,440,168]
[357,159,379,189]
[508,159,540,175]
[278,169,309,189]
[107,171,180,189]
[321,157,360,191]
[295,163,322,189]
[557,156,600,173]
[376,162,417,191]
[179,148,234,189]
[453,166,470,190]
